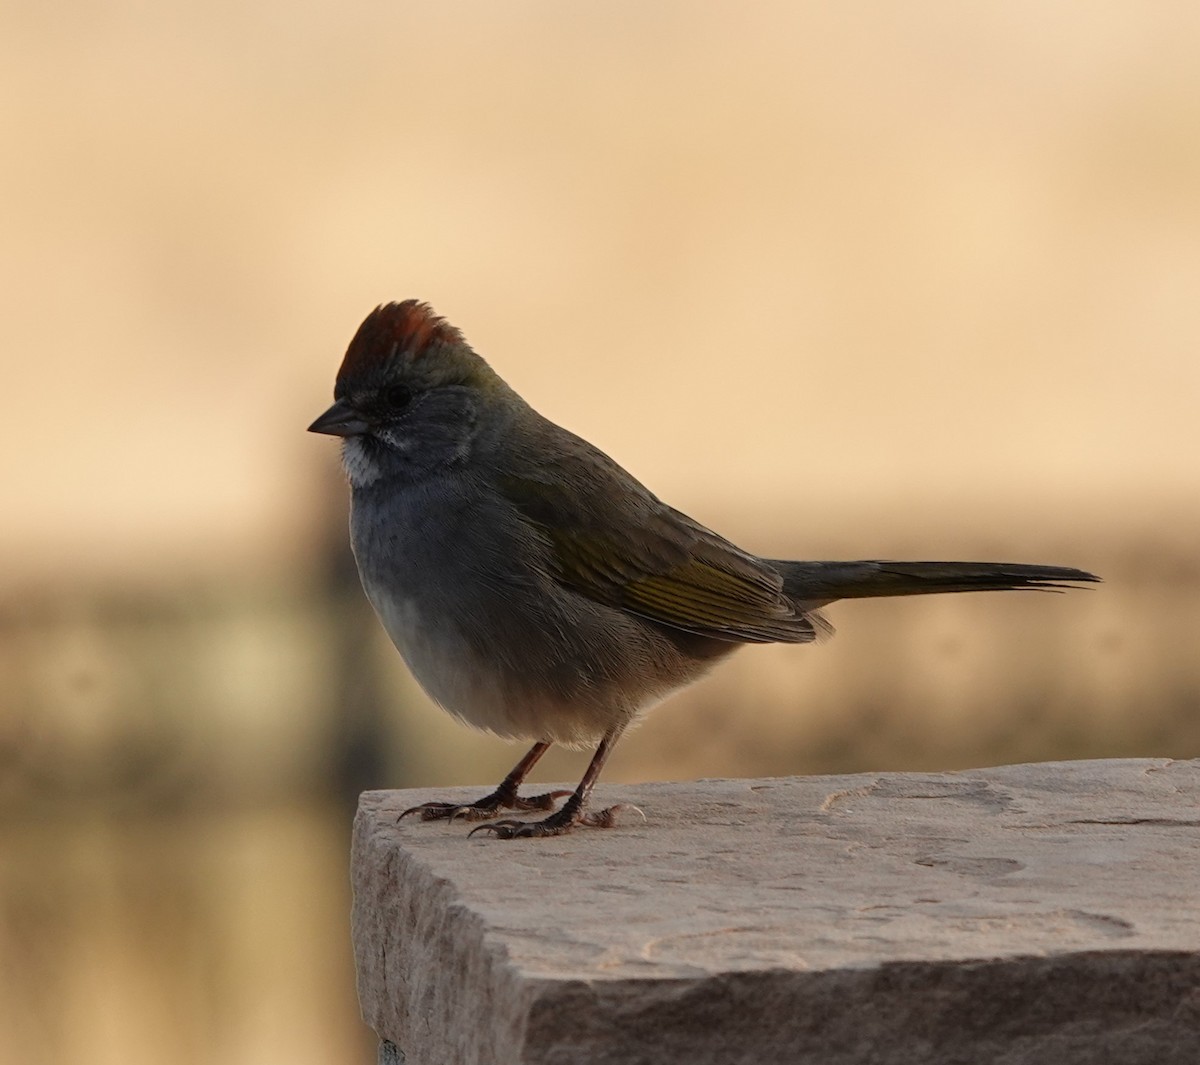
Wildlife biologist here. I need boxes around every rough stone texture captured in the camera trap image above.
[351,759,1200,1065]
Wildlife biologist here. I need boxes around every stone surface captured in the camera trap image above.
[351,758,1200,1065]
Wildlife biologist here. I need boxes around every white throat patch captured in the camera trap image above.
[341,437,383,487]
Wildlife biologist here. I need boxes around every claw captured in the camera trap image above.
[583,803,643,827]
[518,789,574,811]
[467,804,632,839]
[397,789,573,825]
[468,819,530,839]
[398,801,496,823]
[446,805,483,823]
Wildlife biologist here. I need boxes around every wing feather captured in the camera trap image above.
[497,432,821,644]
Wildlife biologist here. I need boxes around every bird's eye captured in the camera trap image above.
[382,385,414,411]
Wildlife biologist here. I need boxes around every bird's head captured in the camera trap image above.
[309,301,507,486]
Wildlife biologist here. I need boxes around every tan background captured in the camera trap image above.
[3,4,1199,1065]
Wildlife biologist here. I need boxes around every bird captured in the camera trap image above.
[308,300,1099,838]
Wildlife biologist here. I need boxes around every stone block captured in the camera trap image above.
[351,759,1200,1064]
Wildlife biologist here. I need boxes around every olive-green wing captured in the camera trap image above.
[498,442,823,645]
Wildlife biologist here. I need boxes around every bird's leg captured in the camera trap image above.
[398,741,570,823]
[470,727,636,839]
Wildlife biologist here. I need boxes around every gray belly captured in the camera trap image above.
[348,478,732,745]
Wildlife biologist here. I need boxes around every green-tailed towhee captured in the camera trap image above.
[309,301,1099,839]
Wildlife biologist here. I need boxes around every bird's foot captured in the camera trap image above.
[399,788,571,824]
[468,803,642,839]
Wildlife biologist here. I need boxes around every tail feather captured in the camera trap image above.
[774,560,1100,608]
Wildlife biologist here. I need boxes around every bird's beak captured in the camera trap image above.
[307,398,369,437]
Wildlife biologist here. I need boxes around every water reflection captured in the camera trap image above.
[1,803,371,1065]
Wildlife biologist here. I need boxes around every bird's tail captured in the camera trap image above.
[773,560,1100,608]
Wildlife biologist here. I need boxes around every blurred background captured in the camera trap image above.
[3,2,1199,1063]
